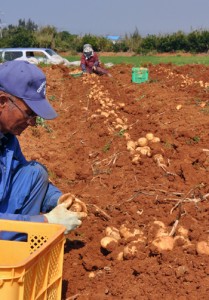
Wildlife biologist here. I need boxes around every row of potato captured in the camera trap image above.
[160,66,209,89]
[82,75,165,166]
[100,221,209,261]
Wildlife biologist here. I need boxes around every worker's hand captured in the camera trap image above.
[92,66,96,71]
[44,202,86,234]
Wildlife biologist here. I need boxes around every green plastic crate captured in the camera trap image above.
[132,67,149,83]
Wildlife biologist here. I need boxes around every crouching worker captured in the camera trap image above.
[0,60,86,240]
[80,44,112,77]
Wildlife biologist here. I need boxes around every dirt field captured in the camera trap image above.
[19,62,209,300]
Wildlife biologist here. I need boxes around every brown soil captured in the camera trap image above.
[19,63,209,300]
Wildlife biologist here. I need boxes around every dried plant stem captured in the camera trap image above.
[87,203,111,220]
[66,294,80,300]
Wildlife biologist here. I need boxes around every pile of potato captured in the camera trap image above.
[100,221,209,259]
[100,220,209,260]
[69,69,82,75]
[126,132,161,165]
[100,224,146,260]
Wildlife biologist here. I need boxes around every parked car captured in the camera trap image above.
[0,47,71,66]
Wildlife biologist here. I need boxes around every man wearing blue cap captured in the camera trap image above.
[0,60,86,239]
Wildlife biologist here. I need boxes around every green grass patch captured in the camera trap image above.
[66,55,209,66]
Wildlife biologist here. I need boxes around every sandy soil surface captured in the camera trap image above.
[19,62,209,300]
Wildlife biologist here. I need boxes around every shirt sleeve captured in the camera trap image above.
[41,182,63,213]
[93,53,100,66]
[80,55,86,71]
[0,212,45,222]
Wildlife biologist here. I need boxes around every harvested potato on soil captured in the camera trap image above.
[149,220,168,239]
[153,153,165,165]
[150,137,161,143]
[100,236,118,252]
[137,137,148,147]
[131,154,141,164]
[176,226,189,238]
[119,224,143,240]
[116,251,124,261]
[105,226,121,240]
[136,146,151,156]
[196,240,209,255]
[69,69,82,74]
[127,140,137,151]
[145,132,154,141]
[123,239,146,260]
[152,236,174,252]
[123,242,138,259]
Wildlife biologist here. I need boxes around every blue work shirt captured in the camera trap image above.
[0,133,62,223]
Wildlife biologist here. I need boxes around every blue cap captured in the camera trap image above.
[0,60,57,119]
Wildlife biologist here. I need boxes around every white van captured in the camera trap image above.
[0,47,71,66]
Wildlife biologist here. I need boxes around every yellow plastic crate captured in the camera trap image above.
[0,220,66,300]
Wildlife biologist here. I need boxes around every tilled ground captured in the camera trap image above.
[19,62,209,300]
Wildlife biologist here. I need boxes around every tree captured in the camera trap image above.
[5,27,36,47]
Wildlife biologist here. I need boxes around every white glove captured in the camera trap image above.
[44,200,86,234]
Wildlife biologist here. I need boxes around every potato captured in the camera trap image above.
[196,241,209,255]
[58,193,87,214]
[131,154,141,164]
[123,239,146,260]
[150,221,168,238]
[101,112,109,118]
[127,140,137,151]
[119,224,143,240]
[136,146,151,157]
[176,104,182,110]
[116,118,124,125]
[124,132,131,140]
[137,137,148,147]
[150,137,160,143]
[145,133,154,141]
[100,236,118,252]
[123,243,138,259]
[152,236,174,252]
[153,154,165,164]
[176,226,188,238]
[105,226,121,240]
[156,228,169,238]
[88,272,95,278]
[153,220,166,228]
[116,251,124,261]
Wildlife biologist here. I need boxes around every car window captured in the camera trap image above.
[32,51,49,61]
[0,51,3,62]
[26,51,35,58]
[4,51,23,61]
[45,49,57,56]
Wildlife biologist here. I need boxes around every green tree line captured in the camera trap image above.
[1,19,209,54]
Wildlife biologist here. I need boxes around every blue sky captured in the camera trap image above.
[1,0,209,37]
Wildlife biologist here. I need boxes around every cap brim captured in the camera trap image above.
[23,98,57,120]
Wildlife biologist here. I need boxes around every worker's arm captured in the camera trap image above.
[0,212,45,222]
[93,53,100,67]
[80,54,87,72]
[40,181,63,212]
